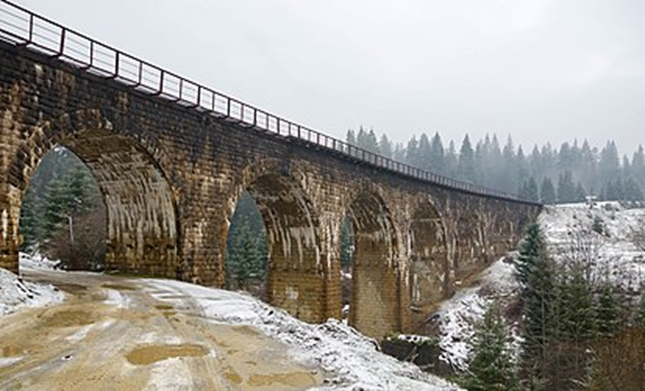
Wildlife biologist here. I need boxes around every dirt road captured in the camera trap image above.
[0,270,324,390]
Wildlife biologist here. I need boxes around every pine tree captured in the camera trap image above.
[459,134,477,183]
[575,181,587,202]
[460,304,520,391]
[560,264,595,344]
[340,217,354,268]
[516,223,555,368]
[417,133,432,171]
[595,281,621,337]
[557,170,576,203]
[227,219,265,288]
[524,176,539,201]
[429,132,445,175]
[540,177,556,204]
[379,134,393,158]
[406,136,419,167]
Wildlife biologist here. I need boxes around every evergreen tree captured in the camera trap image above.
[226,191,267,290]
[406,136,419,167]
[445,141,459,178]
[227,219,264,288]
[598,141,621,188]
[574,181,587,202]
[340,217,354,268]
[429,132,445,175]
[379,134,393,159]
[632,145,645,189]
[346,129,356,146]
[516,223,555,368]
[393,142,406,162]
[523,176,539,201]
[559,264,595,344]
[417,133,432,171]
[458,134,477,183]
[460,304,520,391]
[595,281,621,337]
[557,170,576,203]
[539,177,556,204]
[624,177,644,202]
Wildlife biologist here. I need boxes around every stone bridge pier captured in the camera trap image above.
[0,37,540,339]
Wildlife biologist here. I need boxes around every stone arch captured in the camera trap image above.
[408,196,448,329]
[225,159,326,323]
[1,108,179,277]
[343,187,401,339]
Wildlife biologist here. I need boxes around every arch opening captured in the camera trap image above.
[4,127,179,278]
[408,200,448,332]
[345,192,400,339]
[226,172,325,323]
[19,146,106,270]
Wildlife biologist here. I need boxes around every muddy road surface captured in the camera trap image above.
[0,270,324,390]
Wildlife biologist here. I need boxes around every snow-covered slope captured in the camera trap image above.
[0,255,64,316]
[434,202,645,371]
[145,279,459,390]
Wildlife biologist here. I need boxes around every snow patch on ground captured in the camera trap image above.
[0,356,24,368]
[0,256,65,316]
[435,256,520,371]
[104,289,130,309]
[65,324,93,343]
[19,251,60,271]
[144,279,458,390]
[539,202,645,291]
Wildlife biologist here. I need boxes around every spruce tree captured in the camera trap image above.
[539,177,556,204]
[516,223,554,368]
[560,264,595,344]
[458,134,477,184]
[340,217,354,268]
[460,304,520,391]
[595,281,621,337]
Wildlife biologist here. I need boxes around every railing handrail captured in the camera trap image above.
[0,0,540,206]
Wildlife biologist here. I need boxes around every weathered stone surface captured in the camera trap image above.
[0,42,541,338]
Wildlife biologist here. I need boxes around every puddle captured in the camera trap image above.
[223,366,243,384]
[125,344,208,365]
[2,346,22,357]
[40,310,94,328]
[102,284,136,291]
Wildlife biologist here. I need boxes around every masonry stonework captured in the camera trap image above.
[0,42,541,338]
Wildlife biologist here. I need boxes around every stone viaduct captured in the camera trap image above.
[0,4,541,338]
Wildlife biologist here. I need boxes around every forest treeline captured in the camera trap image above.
[346,127,645,204]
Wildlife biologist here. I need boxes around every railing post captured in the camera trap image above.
[58,28,66,56]
[158,70,165,95]
[114,51,120,77]
[136,60,142,87]
[28,14,34,42]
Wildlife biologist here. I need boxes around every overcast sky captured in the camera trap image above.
[15,0,645,156]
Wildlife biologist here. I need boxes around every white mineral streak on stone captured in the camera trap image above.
[1,209,8,241]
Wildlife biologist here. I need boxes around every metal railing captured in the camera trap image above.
[0,0,539,205]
